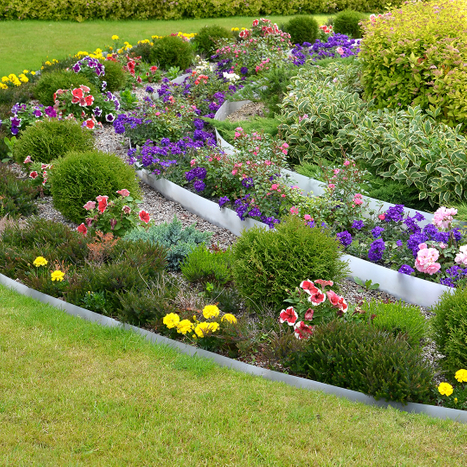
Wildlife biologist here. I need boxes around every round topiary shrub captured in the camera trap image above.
[232,215,349,312]
[34,69,98,106]
[286,320,434,404]
[13,119,95,164]
[50,149,142,223]
[282,16,319,45]
[431,287,467,376]
[193,25,233,56]
[333,10,367,39]
[149,36,194,71]
[100,59,127,92]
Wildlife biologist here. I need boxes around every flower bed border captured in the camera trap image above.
[135,169,452,307]
[1,271,465,424]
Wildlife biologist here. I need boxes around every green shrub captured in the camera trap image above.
[193,25,233,56]
[128,42,153,63]
[181,245,233,285]
[123,215,212,271]
[210,116,280,144]
[50,150,141,223]
[359,0,467,129]
[286,320,434,404]
[282,16,319,45]
[232,215,348,312]
[13,119,94,164]
[333,10,366,38]
[100,59,127,92]
[431,288,467,376]
[0,163,39,218]
[364,300,428,348]
[149,36,194,72]
[33,69,98,106]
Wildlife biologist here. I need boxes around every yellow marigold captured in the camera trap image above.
[13,80,21,86]
[23,69,29,74]
[31,71,36,75]
[112,35,119,40]
[51,270,65,282]
[177,319,194,335]
[163,313,180,329]
[455,369,467,383]
[33,256,48,267]
[195,322,219,338]
[19,74,28,83]
[0,83,7,90]
[202,305,220,319]
[221,313,237,324]
[438,382,453,396]
[231,27,239,31]
[1,76,9,82]
[45,61,52,66]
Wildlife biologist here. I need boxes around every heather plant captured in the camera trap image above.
[285,320,434,404]
[50,150,141,223]
[359,0,467,129]
[13,118,94,164]
[232,215,348,312]
[332,10,366,38]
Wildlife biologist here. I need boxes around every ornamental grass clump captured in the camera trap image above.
[286,320,434,404]
[359,0,467,129]
[50,149,141,223]
[232,215,349,312]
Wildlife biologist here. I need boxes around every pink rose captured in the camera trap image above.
[290,206,298,215]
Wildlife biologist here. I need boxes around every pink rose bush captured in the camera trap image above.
[77,189,149,237]
[414,244,441,275]
[279,279,356,339]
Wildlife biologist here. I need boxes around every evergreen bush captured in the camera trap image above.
[333,10,366,38]
[193,25,233,56]
[100,59,127,92]
[282,16,319,45]
[149,36,194,71]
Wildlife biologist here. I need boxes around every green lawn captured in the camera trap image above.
[0,284,466,465]
[0,15,330,78]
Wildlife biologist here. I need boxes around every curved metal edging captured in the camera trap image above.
[0,272,465,424]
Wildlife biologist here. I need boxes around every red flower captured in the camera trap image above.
[294,321,314,339]
[279,306,298,326]
[315,279,333,288]
[326,290,340,307]
[378,214,385,221]
[85,95,94,106]
[252,19,259,26]
[117,189,130,197]
[150,66,158,72]
[77,223,87,236]
[80,85,90,92]
[139,210,150,224]
[300,279,318,295]
[84,119,95,129]
[304,308,314,321]
[307,289,326,306]
[96,195,108,213]
[29,171,38,179]
[83,201,96,211]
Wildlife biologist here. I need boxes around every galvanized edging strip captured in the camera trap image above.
[1,272,465,424]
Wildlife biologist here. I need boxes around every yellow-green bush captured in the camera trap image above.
[359,0,467,129]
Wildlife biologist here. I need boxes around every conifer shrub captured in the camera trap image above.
[34,69,98,106]
[282,16,319,45]
[193,25,233,56]
[13,119,94,164]
[364,300,428,348]
[149,36,194,71]
[232,215,348,312]
[431,287,467,376]
[123,215,212,271]
[50,150,141,223]
[359,0,467,129]
[100,59,127,92]
[332,10,366,38]
[286,320,434,404]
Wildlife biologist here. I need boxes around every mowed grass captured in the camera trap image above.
[0,15,330,78]
[0,284,466,466]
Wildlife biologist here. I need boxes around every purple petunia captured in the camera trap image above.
[218,196,230,208]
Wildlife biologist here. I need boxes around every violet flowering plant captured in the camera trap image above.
[2,102,57,136]
[71,56,106,90]
[76,189,150,238]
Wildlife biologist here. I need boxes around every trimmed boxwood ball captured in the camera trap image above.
[50,149,141,223]
[232,215,349,312]
[282,16,319,45]
[333,10,367,39]
[193,25,233,56]
[149,36,194,71]
[13,119,95,164]
[100,59,127,92]
[33,69,98,106]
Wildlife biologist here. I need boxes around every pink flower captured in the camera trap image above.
[343,160,350,166]
[314,279,334,288]
[80,85,90,93]
[139,210,150,224]
[122,205,131,215]
[304,214,312,221]
[279,306,298,326]
[96,195,108,213]
[290,206,298,215]
[353,197,363,206]
[333,169,340,175]
[294,321,314,339]
[29,171,38,179]
[83,119,95,129]
[415,247,441,275]
[116,189,130,197]
[23,156,32,163]
[326,290,340,307]
[328,184,335,190]
[270,184,279,190]
[455,245,467,266]
[307,289,326,306]
[77,223,87,236]
[378,214,385,221]
[336,46,344,55]
[300,279,318,295]
[231,169,238,176]
[433,206,458,231]
[83,200,96,211]
[304,308,314,321]
[281,194,286,198]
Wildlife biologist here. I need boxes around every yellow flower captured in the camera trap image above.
[112,35,119,40]
[438,382,453,396]
[455,369,467,383]
[1,76,9,82]
[23,69,29,74]
[231,27,239,31]
[194,322,219,338]
[176,319,194,335]
[19,74,28,83]
[45,61,52,66]
[202,305,220,319]
[163,313,180,329]
[221,313,237,324]
[33,256,48,267]
[0,83,7,90]
[31,71,36,75]
[51,270,65,282]
[455,398,458,403]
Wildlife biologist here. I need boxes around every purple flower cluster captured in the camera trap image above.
[368,238,385,262]
[72,56,105,78]
[384,204,405,223]
[398,264,414,275]
[337,231,352,247]
[439,265,467,288]
[218,196,230,208]
[371,226,385,239]
[185,166,207,182]
[352,220,364,230]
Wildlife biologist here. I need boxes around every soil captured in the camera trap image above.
[225,101,266,122]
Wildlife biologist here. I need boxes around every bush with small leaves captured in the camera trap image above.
[282,16,319,45]
[13,119,95,164]
[149,36,194,71]
[193,25,233,56]
[333,10,367,39]
[100,59,127,92]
